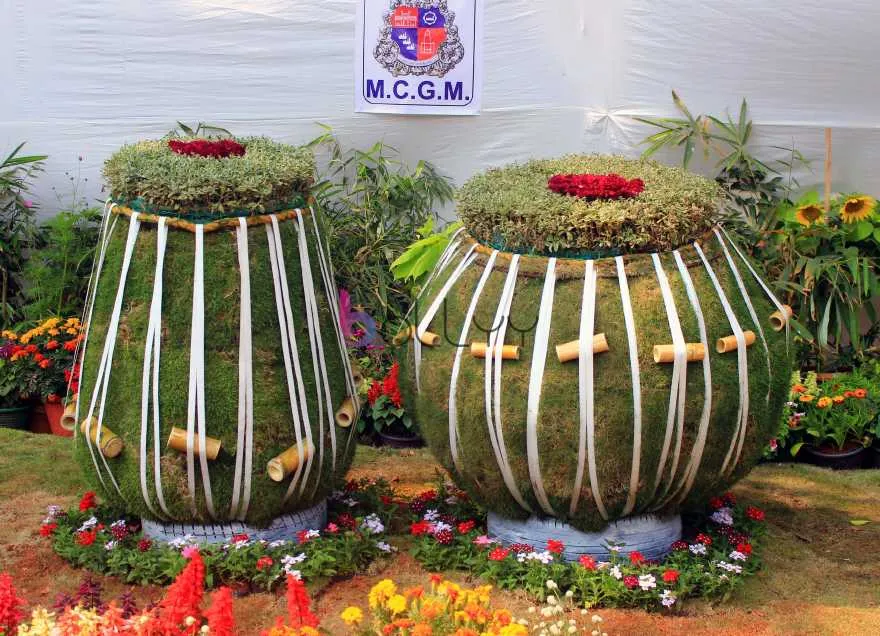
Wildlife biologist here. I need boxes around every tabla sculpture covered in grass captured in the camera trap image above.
[70,137,360,541]
[400,156,792,560]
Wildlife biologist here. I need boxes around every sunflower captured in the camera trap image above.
[839,195,876,224]
[795,203,824,226]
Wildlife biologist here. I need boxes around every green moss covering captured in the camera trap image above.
[103,138,315,216]
[457,156,722,255]
[400,235,791,532]
[76,214,353,526]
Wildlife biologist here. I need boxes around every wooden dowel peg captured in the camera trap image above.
[470,342,521,360]
[267,440,315,482]
[392,325,440,347]
[335,397,358,428]
[80,417,124,458]
[555,334,609,363]
[769,305,793,332]
[167,426,221,460]
[653,343,705,363]
[61,396,78,432]
[716,330,756,353]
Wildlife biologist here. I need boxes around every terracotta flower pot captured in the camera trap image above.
[29,403,52,434]
[44,401,72,437]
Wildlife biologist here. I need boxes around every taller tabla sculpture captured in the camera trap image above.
[401,156,792,559]
[72,137,359,541]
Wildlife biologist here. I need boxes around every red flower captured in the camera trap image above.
[628,551,646,566]
[736,542,753,556]
[256,556,274,571]
[457,520,476,534]
[335,513,356,530]
[380,495,393,506]
[45,340,59,351]
[204,587,235,636]
[39,522,57,537]
[367,380,382,406]
[547,539,564,555]
[853,388,867,399]
[159,550,205,627]
[410,520,432,536]
[695,533,712,546]
[662,569,679,584]
[509,543,534,554]
[670,540,688,552]
[286,575,319,628]
[63,340,77,352]
[578,555,597,570]
[33,352,44,363]
[382,362,402,407]
[76,529,97,546]
[623,575,639,589]
[296,529,312,544]
[25,345,37,354]
[709,497,724,510]
[488,547,510,561]
[79,491,97,512]
[0,573,27,636]
[325,522,339,534]
[547,173,645,200]
[231,533,249,543]
[39,358,52,369]
[722,492,737,506]
[168,138,246,159]
[745,506,765,521]
[434,529,454,545]
[138,538,153,552]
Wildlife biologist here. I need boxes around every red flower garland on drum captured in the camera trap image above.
[547,173,644,200]
[168,138,246,159]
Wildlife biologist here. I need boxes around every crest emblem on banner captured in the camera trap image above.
[374,0,465,77]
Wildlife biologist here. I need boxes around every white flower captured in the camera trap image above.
[344,498,358,508]
[110,519,126,530]
[729,550,748,562]
[541,607,554,618]
[361,514,385,535]
[78,516,98,532]
[445,496,458,505]
[689,543,707,556]
[591,615,602,624]
[660,590,677,607]
[169,534,195,548]
[268,539,288,549]
[304,529,320,540]
[568,627,577,634]
[710,508,734,526]
[104,540,118,551]
[330,489,345,500]
[517,550,554,565]
[281,553,307,575]
[423,509,440,522]
[715,560,743,574]
[638,574,657,591]
[719,573,729,581]
[431,521,453,535]
[546,580,558,590]
[46,505,63,518]
[527,607,536,614]
[287,569,302,580]
[609,565,623,580]
[565,590,574,598]
[376,541,393,553]
[546,595,557,605]
[608,545,621,553]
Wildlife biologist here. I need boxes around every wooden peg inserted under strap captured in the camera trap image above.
[61,395,78,432]
[392,325,440,347]
[335,397,358,428]
[769,305,793,331]
[80,417,124,458]
[653,343,705,363]
[267,440,315,482]
[470,342,521,360]
[716,330,756,353]
[555,333,609,363]
[167,426,221,460]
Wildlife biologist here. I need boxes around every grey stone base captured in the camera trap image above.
[487,512,682,562]
[142,499,327,544]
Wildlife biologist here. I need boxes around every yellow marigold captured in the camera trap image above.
[419,598,445,621]
[492,609,512,626]
[840,195,876,224]
[816,396,833,409]
[386,594,408,616]
[341,606,363,626]
[496,625,528,636]
[799,394,815,403]
[795,203,824,226]
[832,395,845,404]
[369,579,397,609]
[47,328,60,336]
[1,330,17,341]
[17,608,57,635]
[452,629,479,636]
[412,623,434,636]
[66,327,79,335]
[300,627,321,636]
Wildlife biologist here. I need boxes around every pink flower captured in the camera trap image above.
[325,522,339,534]
[769,439,778,451]
[182,545,200,560]
[22,199,33,208]
[472,535,494,547]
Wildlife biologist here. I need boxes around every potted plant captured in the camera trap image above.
[789,373,876,468]
[359,362,421,448]
[0,331,33,429]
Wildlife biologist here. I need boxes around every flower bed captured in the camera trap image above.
[42,482,396,591]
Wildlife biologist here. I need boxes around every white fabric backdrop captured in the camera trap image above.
[2,0,878,214]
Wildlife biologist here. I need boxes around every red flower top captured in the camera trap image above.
[79,491,97,512]
[168,138,246,159]
[368,362,403,407]
[547,173,644,200]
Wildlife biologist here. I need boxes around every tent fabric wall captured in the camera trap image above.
[2,0,878,213]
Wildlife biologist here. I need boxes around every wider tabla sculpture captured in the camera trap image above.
[401,155,792,560]
[71,137,359,541]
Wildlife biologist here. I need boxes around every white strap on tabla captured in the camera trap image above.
[416,245,477,342]
[185,225,216,518]
[139,217,170,518]
[526,258,558,516]
[650,254,687,501]
[570,261,607,518]
[294,213,335,487]
[266,220,310,498]
[718,226,790,350]
[448,250,498,473]
[616,256,643,517]
[694,242,749,476]
[664,250,713,505]
[713,228,771,404]
[484,255,532,512]
[84,212,142,496]
[76,203,119,482]
[230,218,255,520]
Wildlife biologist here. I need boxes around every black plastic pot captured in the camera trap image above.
[377,429,424,449]
[800,444,868,469]
[0,405,32,430]
[869,446,880,469]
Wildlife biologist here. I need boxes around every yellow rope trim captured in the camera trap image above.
[111,205,310,234]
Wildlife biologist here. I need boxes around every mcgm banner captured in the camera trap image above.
[355,0,483,115]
